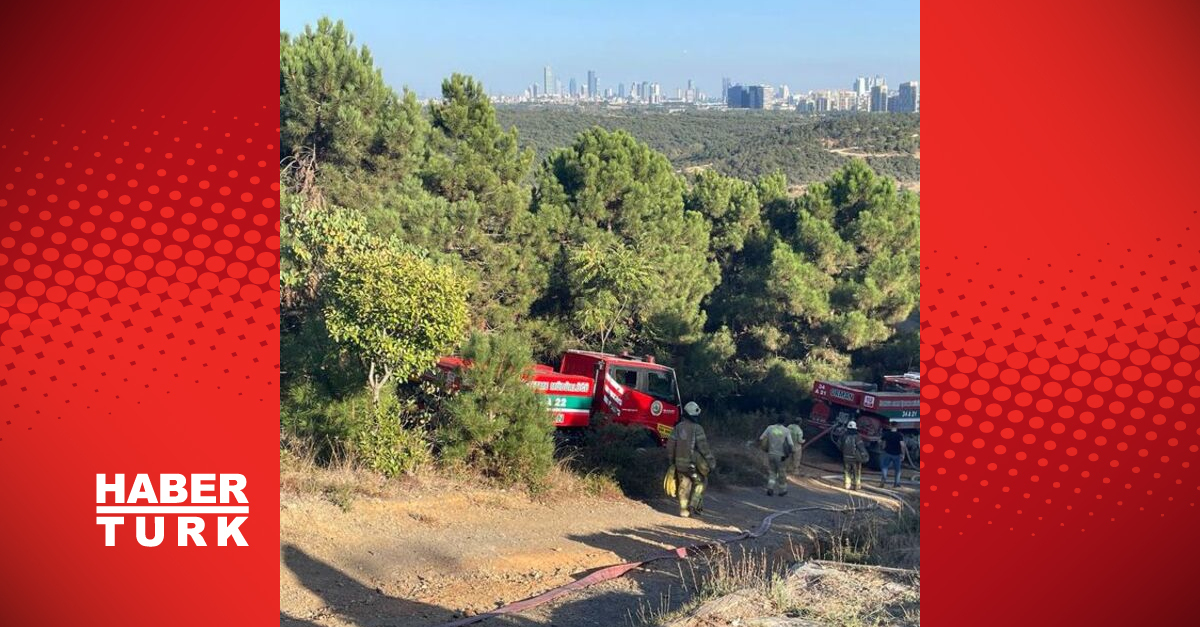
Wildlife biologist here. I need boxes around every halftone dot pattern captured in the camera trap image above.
[922,228,1200,535]
[0,110,280,443]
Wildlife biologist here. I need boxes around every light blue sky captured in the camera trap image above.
[280,0,920,98]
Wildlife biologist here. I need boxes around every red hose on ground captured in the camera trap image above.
[431,505,851,627]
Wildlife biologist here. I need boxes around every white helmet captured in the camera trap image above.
[684,401,701,417]
[846,421,858,430]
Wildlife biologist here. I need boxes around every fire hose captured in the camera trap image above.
[430,501,891,627]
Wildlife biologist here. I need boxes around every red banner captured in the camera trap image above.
[0,2,279,625]
[924,0,1200,623]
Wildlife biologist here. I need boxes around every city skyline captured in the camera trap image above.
[279,0,919,98]
[507,64,918,114]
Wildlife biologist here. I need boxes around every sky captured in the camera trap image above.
[280,0,920,99]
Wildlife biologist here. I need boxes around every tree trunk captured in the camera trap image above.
[367,360,392,407]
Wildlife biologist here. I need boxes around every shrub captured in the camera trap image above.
[570,421,667,498]
[350,394,431,478]
[437,331,555,488]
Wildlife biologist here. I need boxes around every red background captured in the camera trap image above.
[925,0,1200,623]
[0,2,279,626]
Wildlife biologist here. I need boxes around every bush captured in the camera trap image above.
[437,331,555,488]
[351,395,431,478]
[570,421,667,498]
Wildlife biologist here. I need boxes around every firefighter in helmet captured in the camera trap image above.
[840,421,870,490]
[667,401,716,517]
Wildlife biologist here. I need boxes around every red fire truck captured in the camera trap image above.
[806,372,921,467]
[432,349,683,444]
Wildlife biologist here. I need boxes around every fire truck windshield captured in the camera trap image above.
[646,369,676,403]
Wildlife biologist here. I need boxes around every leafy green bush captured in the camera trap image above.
[437,331,555,488]
[351,395,431,478]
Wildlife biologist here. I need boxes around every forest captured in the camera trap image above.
[279,19,921,488]
[495,107,921,185]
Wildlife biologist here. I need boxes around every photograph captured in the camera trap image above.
[277,2,920,625]
[6,1,1198,625]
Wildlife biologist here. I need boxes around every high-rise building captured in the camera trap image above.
[815,91,833,113]
[870,83,889,112]
[726,84,747,108]
[544,66,553,98]
[747,85,765,109]
[617,83,625,98]
[895,81,920,113]
[726,84,766,109]
[568,77,577,97]
[721,77,732,103]
[650,82,661,104]
[854,77,868,96]
[587,70,598,100]
[640,81,650,102]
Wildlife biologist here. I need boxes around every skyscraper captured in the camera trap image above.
[587,70,598,100]
[854,77,868,96]
[618,83,625,98]
[747,85,765,109]
[568,77,577,97]
[721,77,732,102]
[726,84,747,108]
[895,81,920,113]
[544,66,553,98]
[870,83,889,112]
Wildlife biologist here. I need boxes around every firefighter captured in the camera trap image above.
[787,420,806,474]
[840,421,870,490]
[667,401,716,518]
[758,420,795,496]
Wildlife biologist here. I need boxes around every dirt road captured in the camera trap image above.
[280,462,908,627]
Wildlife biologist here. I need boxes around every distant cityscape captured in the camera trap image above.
[490,67,919,113]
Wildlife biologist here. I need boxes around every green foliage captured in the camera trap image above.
[532,128,720,350]
[685,170,762,267]
[352,396,432,478]
[566,241,651,351]
[280,18,426,179]
[325,246,469,402]
[495,108,920,184]
[707,161,919,408]
[418,74,548,327]
[438,332,555,487]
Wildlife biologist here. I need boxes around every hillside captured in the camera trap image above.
[495,108,921,185]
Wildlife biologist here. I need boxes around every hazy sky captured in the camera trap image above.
[280,0,920,98]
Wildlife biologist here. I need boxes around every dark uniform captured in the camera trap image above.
[840,430,869,490]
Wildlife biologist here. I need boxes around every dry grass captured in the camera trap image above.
[643,503,920,626]
[280,437,407,508]
[280,435,628,511]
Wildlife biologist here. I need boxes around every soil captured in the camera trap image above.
[280,450,915,627]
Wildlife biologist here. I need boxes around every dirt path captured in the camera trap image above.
[827,147,920,159]
[280,459,910,627]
